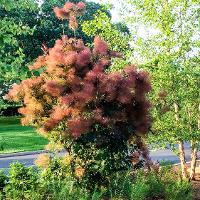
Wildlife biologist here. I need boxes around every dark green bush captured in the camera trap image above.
[0,171,6,190]
[0,170,7,200]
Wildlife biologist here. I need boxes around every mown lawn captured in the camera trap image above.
[0,117,48,154]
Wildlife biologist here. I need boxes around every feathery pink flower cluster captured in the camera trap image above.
[54,2,85,30]
[6,2,151,142]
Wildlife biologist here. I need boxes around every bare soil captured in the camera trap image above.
[192,181,200,200]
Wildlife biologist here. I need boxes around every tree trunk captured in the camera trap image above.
[198,103,200,130]
[178,140,188,179]
[190,104,200,180]
[174,103,187,179]
[189,140,197,180]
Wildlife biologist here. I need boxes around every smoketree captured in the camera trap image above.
[7,2,152,188]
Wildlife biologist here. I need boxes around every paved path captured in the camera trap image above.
[150,149,200,163]
[0,151,65,172]
[0,154,36,170]
[1,148,200,172]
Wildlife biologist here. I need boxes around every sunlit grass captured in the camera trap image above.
[0,116,48,154]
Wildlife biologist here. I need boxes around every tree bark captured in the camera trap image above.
[189,140,197,180]
[174,102,187,179]
[198,103,200,130]
[190,103,200,180]
[187,106,198,181]
[178,140,188,179]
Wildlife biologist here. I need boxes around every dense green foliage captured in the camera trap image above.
[0,161,193,200]
[131,168,192,200]
[82,10,130,52]
[0,0,36,109]
[3,163,38,200]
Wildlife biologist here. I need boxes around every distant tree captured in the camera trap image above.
[0,0,36,110]
[18,0,110,63]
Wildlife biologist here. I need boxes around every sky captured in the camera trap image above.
[88,0,155,39]
[88,0,121,22]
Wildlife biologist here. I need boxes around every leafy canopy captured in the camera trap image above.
[121,0,200,149]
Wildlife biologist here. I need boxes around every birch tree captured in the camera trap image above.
[120,0,200,179]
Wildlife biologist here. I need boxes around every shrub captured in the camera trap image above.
[131,170,165,199]
[36,154,72,182]
[6,1,152,189]
[4,162,38,200]
[1,161,102,200]
[0,161,193,200]
[131,167,193,200]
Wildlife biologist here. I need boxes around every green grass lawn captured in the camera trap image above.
[0,117,48,154]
